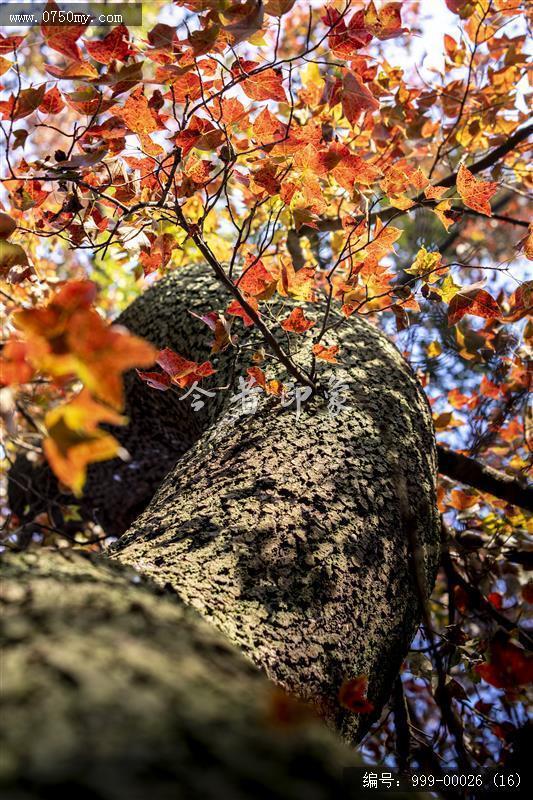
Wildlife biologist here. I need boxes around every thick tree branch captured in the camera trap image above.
[437,445,533,511]
[437,122,533,189]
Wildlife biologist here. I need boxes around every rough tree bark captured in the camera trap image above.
[2,265,441,796]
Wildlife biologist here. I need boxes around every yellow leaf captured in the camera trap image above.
[405,247,446,284]
[427,340,442,358]
[43,390,127,495]
[437,273,462,303]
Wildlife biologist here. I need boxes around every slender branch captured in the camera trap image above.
[441,545,533,651]
[173,205,317,392]
[437,445,533,511]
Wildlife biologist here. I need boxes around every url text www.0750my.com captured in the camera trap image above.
[0,2,143,27]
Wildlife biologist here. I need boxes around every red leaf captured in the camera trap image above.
[476,633,533,689]
[323,8,372,58]
[487,592,503,610]
[226,298,257,327]
[39,86,64,115]
[84,24,134,64]
[246,366,267,389]
[447,288,501,326]
[136,370,172,391]
[0,34,25,54]
[342,71,379,124]
[156,347,215,388]
[41,0,88,60]
[338,675,374,714]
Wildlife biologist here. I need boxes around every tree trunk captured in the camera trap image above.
[0,549,358,800]
[3,264,441,794]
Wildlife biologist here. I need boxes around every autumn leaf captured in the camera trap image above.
[0,85,46,121]
[364,1,405,40]
[111,88,160,135]
[312,344,339,363]
[0,240,29,275]
[226,298,258,327]
[156,347,216,388]
[506,281,533,322]
[405,247,447,284]
[39,86,65,114]
[84,24,134,64]
[0,34,25,54]
[234,59,287,102]
[338,675,374,714]
[447,288,501,326]
[277,262,316,302]
[136,370,172,391]
[457,164,498,217]
[14,280,157,408]
[246,366,267,389]
[0,56,13,77]
[41,0,88,60]
[43,389,126,496]
[264,0,296,16]
[324,8,372,58]
[236,256,277,300]
[342,71,379,124]
[0,339,33,386]
[476,632,533,689]
[281,307,315,333]
[449,489,478,510]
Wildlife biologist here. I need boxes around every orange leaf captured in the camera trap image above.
[457,164,498,217]
[15,281,156,408]
[0,85,46,121]
[312,344,339,363]
[0,339,34,386]
[234,59,287,102]
[449,489,478,510]
[112,88,160,135]
[43,389,126,496]
[447,288,501,326]
[364,1,405,40]
[338,675,374,714]
[281,307,315,333]
[236,256,277,299]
